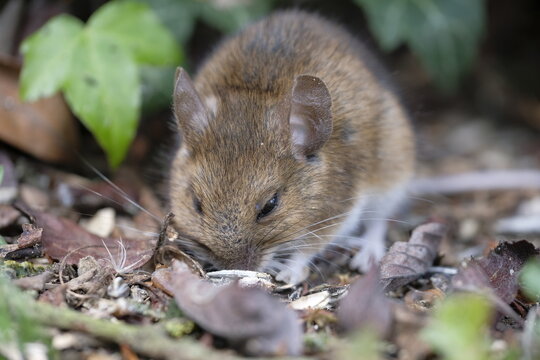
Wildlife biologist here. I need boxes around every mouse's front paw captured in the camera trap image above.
[275,263,309,285]
[349,237,386,272]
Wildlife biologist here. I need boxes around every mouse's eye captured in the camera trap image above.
[193,197,203,214]
[257,193,279,220]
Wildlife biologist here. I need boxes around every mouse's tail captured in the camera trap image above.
[409,169,540,195]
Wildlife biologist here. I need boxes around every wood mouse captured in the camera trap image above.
[168,10,415,284]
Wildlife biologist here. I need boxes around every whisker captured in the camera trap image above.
[263,247,346,258]
[115,224,160,237]
[269,209,387,246]
[76,184,132,211]
[260,213,409,255]
[80,157,161,222]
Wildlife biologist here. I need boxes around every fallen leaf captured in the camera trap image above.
[17,223,42,248]
[380,222,447,292]
[0,204,20,228]
[452,240,539,304]
[19,184,50,211]
[336,266,393,338]
[22,207,154,268]
[152,260,302,356]
[0,60,77,164]
[13,270,54,291]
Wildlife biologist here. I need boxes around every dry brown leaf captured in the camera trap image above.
[380,222,447,292]
[152,260,303,356]
[336,266,393,338]
[0,60,78,163]
[0,204,20,228]
[13,270,54,291]
[19,184,50,211]
[17,223,42,248]
[452,240,539,304]
[26,208,154,268]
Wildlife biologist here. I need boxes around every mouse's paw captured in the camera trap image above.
[274,256,310,285]
[349,237,386,273]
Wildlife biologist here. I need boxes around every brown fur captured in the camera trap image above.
[169,11,414,271]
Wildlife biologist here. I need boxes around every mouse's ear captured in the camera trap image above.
[173,67,210,144]
[289,75,332,159]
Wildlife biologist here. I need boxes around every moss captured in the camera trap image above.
[0,260,48,278]
[164,318,195,338]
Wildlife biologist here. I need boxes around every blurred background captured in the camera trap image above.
[0,0,539,180]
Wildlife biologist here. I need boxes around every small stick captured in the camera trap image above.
[8,291,308,360]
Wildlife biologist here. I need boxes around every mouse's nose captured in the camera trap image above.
[213,244,259,271]
[219,256,257,271]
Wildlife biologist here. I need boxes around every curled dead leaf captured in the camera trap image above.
[17,223,42,248]
[380,222,447,292]
[152,260,303,356]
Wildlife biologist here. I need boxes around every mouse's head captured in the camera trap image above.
[168,68,335,274]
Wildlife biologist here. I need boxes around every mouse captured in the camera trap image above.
[167,10,415,284]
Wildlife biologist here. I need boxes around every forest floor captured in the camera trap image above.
[1,98,539,360]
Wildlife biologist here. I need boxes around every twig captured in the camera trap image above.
[11,294,307,360]
[156,212,175,251]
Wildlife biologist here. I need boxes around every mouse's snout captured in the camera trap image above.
[209,240,262,271]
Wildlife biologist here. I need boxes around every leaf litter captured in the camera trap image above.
[1,147,540,359]
[2,84,540,359]
[0,141,538,359]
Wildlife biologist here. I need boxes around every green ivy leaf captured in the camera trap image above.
[19,15,83,101]
[355,0,485,91]
[520,260,540,301]
[89,0,182,65]
[422,293,492,360]
[19,0,182,168]
[64,33,140,168]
